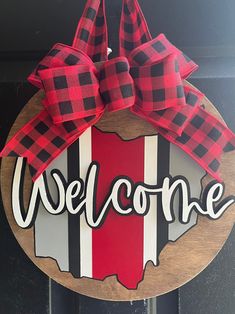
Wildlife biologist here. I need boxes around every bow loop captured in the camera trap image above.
[28,43,94,89]
[99,57,135,112]
[128,34,198,79]
[130,54,186,113]
[39,64,104,125]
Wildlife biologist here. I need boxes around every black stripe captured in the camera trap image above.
[157,135,170,262]
[68,140,81,278]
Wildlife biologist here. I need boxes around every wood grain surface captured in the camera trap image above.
[1,82,235,301]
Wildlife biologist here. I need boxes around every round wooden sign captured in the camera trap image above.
[1,83,235,301]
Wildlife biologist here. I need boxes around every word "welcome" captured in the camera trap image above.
[12,158,235,229]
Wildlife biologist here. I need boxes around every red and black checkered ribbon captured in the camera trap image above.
[120,0,152,56]
[1,0,235,181]
[72,0,108,62]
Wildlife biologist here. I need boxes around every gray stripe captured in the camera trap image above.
[169,144,206,241]
[35,150,69,271]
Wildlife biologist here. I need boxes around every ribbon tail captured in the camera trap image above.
[0,110,101,181]
[158,108,235,182]
[132,87,235,182]
[159,105,235,182]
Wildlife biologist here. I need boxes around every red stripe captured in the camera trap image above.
[92,127,144,289]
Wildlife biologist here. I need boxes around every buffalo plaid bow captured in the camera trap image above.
[1,0,235,181]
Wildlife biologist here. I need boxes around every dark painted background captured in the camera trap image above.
[0,0,234,313]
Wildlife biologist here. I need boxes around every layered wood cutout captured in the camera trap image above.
[1,84,235,300]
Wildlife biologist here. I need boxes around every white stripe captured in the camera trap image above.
[143,135,158,266]
[79,128,93,277]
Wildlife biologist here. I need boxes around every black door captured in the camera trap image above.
[0,1,234,313]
